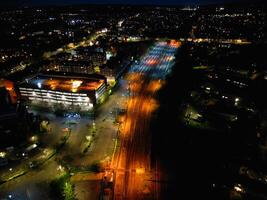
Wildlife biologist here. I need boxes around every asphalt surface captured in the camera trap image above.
[112,40,180,200]
[0,79,128,200]
[0,40,179,200]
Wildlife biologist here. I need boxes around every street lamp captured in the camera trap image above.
[86,135,92,141]
[0,152,6,158]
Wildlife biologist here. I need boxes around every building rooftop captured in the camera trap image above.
[20,73,105,93]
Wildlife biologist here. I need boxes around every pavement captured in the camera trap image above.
[111,40,180,200]
[0,78,128,200]
[0,39,180,200]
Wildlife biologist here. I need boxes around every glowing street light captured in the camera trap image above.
[86,135,92,141]
[37,82,42,89]
[136,167,145,174]
[30,135,38,142]
[0,151,6,158]
[234,183,245,194]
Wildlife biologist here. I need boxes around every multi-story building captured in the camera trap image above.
[18,73,107,111]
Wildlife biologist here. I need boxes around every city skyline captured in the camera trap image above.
[0,0,264,7]
[0,3,266,200]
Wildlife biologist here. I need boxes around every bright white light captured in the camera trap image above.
[0,152,6,158]
[101,28,108,33]
[234,185,243,192]
[57,165,64,171]
[106,51,112,60]
[235,98,240,102]
[62,95,66,100]
[37,82,42,89]
[32,91,36,96]
[72,80,82,89]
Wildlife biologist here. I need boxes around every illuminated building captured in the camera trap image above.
[0,79,17,104]
[18,73,107,111]
[44,61,94,74]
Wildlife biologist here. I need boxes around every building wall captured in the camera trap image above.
[19,87,94,111]
[43,63,94,74]
[95,83,106,103]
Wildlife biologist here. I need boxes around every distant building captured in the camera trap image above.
[75,47,107,67]
[90,51,107,67]
[43,60,94,74]
[99,60,131,85]
[0,79,17,104]
[0,87,11,107]
[42,53,129,86]
[0,84,30,149]
[18,73,107,111]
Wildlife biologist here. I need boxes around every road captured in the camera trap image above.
[0,78,129,200]
[42,28,107,60]
[0,39,179,200]
[111,40,180,200]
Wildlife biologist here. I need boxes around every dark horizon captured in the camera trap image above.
[0,0,265,8]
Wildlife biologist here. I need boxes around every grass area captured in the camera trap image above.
[50,173,75,200]
[193,66,211,70]
[5,170,26,182]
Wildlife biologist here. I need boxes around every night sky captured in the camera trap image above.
[0,0,259,7]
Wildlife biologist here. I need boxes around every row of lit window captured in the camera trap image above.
[22,92,90,102]
[20,88,90,102]
[23,93,90,102]
[29,97,92,106]
[96,85,106,99]
[20,87,88,96]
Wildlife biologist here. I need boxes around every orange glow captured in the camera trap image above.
[145,58,158,66]
[169,40,181,48]
[126,73,144,82]
[165,55,174,62]
[0,79,17,104]
[146,80,164,93]
[41,78,104,92]
[136,168,145,174]
[111,41,179,199]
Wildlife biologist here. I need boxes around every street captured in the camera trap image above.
[0,78,128,199]
[111,40,180,200]
[0,40,180,200]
